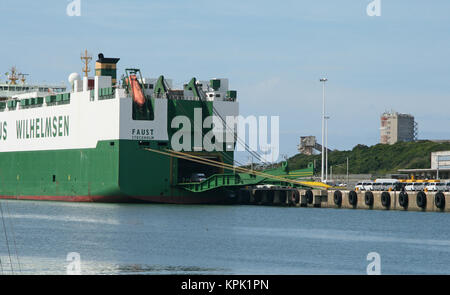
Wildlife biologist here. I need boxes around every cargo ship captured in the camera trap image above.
[0,52,242,204]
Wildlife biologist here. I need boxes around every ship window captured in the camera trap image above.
[149,84,154,89]
[0,87,3,90]
[157,142,168,146]
[110,142,115,146]
[52,175,56,182]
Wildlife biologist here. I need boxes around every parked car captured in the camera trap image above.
[374,179,399,191]
[355,182,365,191]
[371,182,382,191]
[384,182,398,191]
[405,182,418,191]
[446,183,450,192]
[426,182,447,192]
[418,182,429,191]
[190,173,207,183]
[355,180,372,191]
[363,182,375,191]
[405,182,428,191]
[394,182,406,191]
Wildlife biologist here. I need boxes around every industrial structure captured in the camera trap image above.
[298,136,331,156]
[380,111,417,144]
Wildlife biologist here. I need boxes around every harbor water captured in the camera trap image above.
[0,199,450,275]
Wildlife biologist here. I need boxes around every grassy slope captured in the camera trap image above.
[288,141,450,175]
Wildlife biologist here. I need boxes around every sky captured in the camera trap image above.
[1,0,449,164]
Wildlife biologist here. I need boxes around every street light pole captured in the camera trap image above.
[320,78,327,183]
[346,157,349,185]
[330,165,333,182]
[325,116,330,182]
[437,156,440,180]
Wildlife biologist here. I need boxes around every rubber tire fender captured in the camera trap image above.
[254,190,263,203]
[305,190,314,204]
[416,191,427,209]
[365,191,374,206]
[348,190,358,206]
[381,192,391,208]
[399,191,409,209]
[266,190,275,204]
[334,190,342,207]
[289,190,297,204]
[293,190,300,204]
[278,191,287,204]
[435,192,445,209]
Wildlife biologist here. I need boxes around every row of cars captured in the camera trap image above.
[355,179,450,192]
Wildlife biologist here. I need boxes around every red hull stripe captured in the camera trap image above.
[0,194,227,204]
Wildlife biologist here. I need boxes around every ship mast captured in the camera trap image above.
[80,49,92,78]
[6,67,19,85]
[18,73,29,85]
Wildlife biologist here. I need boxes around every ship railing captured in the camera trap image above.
[167,94,185,100]
[153,93,190,101]
[97,87,116,101]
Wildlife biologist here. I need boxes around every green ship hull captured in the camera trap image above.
[0,139,235,203]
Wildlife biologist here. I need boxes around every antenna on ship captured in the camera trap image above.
[80,49,92,78]
[18,73,29,85]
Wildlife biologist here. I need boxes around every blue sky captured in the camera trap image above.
[1,0,450,163]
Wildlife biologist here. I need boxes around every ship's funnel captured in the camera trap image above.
[95,53,120,85]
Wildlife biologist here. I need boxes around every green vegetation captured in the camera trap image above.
[288,141,450,175]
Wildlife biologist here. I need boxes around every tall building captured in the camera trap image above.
[380,111,416,144]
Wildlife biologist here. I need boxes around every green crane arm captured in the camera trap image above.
[185,77,201,99]
[154,75,168,98]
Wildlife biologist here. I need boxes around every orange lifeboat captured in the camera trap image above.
[126,74,145,106]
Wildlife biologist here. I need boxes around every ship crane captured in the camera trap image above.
[154,75,168,97]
